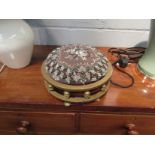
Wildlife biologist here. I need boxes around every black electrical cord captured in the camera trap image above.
[108,47,145,63]
[111,60,135,88]
[108,47,145,88]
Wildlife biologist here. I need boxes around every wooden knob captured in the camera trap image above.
[128,130,139,135]
[16,127,28,134]
[125,123,139,135]
[16,120,30,134]
[126,123,136,130]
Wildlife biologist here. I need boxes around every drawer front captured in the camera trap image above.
[80,113,155,135]
[0,111,76,134]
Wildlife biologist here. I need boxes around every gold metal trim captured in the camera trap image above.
[44,80,110,103]
[41,61,113,92]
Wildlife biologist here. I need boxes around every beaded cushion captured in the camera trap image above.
[44,45,109,85]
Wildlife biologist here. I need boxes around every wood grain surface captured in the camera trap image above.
[0,45,155,113]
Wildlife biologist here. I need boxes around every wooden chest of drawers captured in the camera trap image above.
[0,111,76,134]
[80,113,155,134]
[1,110,155,135]
[0,45,155,135]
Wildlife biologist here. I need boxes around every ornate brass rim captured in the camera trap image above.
[44,80,110,103]
[41,61,113,92]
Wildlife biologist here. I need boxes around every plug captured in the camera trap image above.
[117,56,129,68]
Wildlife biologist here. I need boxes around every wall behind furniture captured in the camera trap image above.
[26,19,150,47]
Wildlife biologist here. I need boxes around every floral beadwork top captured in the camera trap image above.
[44,45,109,85]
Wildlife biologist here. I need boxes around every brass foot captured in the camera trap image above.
[64,102,71,107]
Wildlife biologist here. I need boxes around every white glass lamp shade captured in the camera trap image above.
[0,19,34,69]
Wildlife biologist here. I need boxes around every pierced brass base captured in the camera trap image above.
[44,80,110,103]
[41,62,113,103]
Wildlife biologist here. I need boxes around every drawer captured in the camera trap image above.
[80,113,155,135]
[0,111,76,134]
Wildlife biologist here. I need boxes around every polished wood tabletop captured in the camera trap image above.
[0,45,155,113]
